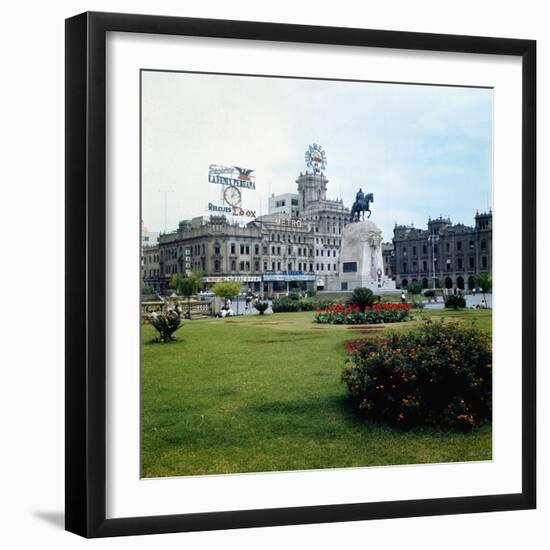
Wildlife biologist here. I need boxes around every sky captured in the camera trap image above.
[141,70,493,241]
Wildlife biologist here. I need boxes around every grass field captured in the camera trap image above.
[141,308,492,478]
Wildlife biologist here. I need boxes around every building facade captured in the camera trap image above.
[142,150,351,295]
[392,211,492,290]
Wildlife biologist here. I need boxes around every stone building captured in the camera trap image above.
[391,211,492,290]
[142,148,351,296]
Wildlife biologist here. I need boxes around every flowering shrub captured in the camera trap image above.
[314,303,412,325]
[341,320,492,430]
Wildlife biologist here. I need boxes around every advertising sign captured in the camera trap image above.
[208,164,256,190]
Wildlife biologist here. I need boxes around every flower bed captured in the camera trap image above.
[314,303,412,325]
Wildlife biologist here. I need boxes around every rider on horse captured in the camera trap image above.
[351,188,373,221]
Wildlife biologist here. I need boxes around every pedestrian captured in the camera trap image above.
[400,291,406,304]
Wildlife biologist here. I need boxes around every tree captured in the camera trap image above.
[141,281,154,296]
[474,273,492,308]
[170,271,203,317]
[212,281,242,307]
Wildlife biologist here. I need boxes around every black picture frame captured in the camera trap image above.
[65,11,536,538]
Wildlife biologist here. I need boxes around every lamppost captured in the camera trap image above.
[428,229,439,290]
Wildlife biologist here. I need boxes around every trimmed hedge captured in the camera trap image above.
[341,320,492,431]
[314,303,412,325]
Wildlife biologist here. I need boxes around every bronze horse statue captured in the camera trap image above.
[350,192,374,221]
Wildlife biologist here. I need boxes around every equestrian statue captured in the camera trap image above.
[350,188,374,222]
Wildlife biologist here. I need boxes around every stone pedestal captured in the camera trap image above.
[338,220,397,293]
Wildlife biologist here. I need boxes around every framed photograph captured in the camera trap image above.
[65,11,536,538]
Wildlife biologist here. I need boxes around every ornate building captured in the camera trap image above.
[391,211,492,290]
[142,145,351,295]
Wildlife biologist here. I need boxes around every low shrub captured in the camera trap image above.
[411,299,425,309]
[150,313,182,342]
[407,281,422,295]
[253,301,269,315]
[341,320,492,430]
[272,297,301,312]
[297,299,316,311]
[314,303,412,325]
[347,287,377,310]
[287,291,301,301]
[445,294,466,309]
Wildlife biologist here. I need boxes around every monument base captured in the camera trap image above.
[335,219,397,293]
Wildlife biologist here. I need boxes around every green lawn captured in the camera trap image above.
[141,308,492,478]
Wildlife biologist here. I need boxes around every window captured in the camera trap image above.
[457,241,462,251]
[457,258,463,270]
[412,246,417,256]
[446,242,450,252]
[291,198,299,206]
[469,257,475,269]
[214,260,220,272]
[422,244,427,254]
[277,262,281,270]
[276,199,286,208]
[277,246,281,255]
[309,263,313,271]
[230,243,235,254]
[402,262,408,273]
[271,246,275,254]
[288,263,292,271]
[254,244,259,255]
[403,247,407,256]
[469,240,475,250]
[316,250,319,256]
[423,260,428,271]
[254,261,259,271]
[327,264,331,271]
[271,262,275,270]
[481,240,487,250]
[343,262,357,273]
[240,244,245,254]
[263,262,267,271]
[316,263,319,271]
[482,256,488,269]
[231,260,236,270]
[240,261,245,270]
[214,243,221,255]
[245,245,250,255]
[263,246,267,255]
[333,264,337,271]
